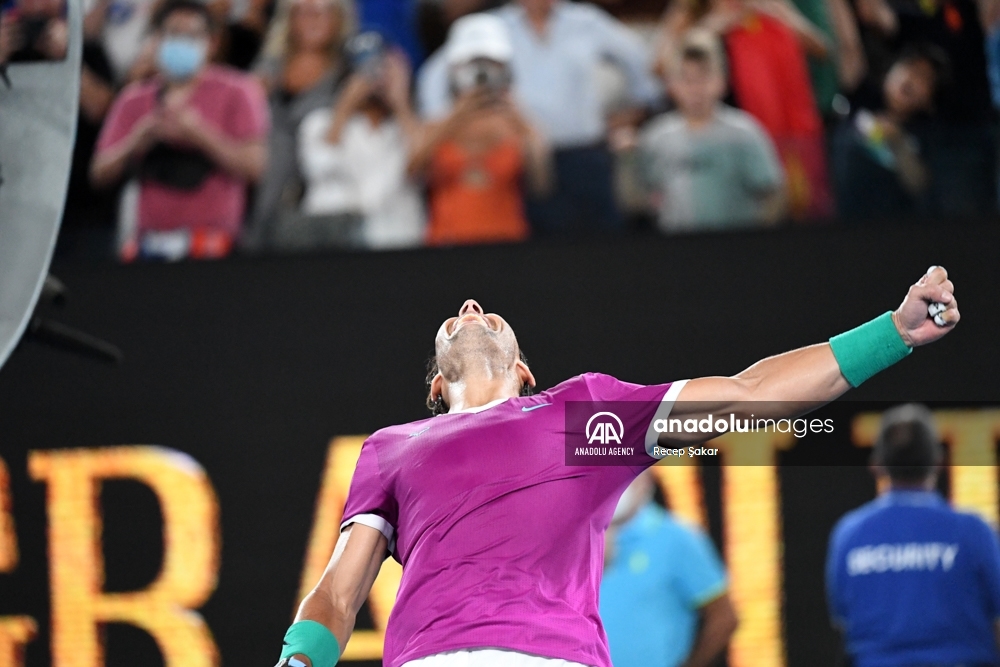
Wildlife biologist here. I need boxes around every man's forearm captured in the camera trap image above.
[672,342,850,430]
[665,262,961,448]
[731,342,850,410]
[278,524,388,667]
[665,308,923,445]
[293,589,358,659]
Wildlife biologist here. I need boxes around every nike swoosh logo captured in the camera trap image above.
[522,403,553,412]
[408,427,430,437]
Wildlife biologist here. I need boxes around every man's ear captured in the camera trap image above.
[429,372,445,404]
[514,358,536,391]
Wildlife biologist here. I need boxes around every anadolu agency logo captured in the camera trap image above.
[586,411,624,445]
[566,404,646,465]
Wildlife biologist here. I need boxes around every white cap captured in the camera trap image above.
[445,13,513,66]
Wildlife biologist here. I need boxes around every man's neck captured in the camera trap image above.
[446,374,519,413]
[524,3,555,36]
[683,106,717,131]
[885,479,936,493]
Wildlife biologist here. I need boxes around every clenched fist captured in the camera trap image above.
[892,266,959,347]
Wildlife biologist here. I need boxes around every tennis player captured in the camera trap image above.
[274,266,959,667]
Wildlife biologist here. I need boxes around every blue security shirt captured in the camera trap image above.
[827,490,1000,667]
[600,504,728,667]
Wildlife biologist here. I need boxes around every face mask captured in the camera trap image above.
[157,37,207,81]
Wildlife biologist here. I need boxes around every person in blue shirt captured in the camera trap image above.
[827,403,1000,667]
[600,470,738,667]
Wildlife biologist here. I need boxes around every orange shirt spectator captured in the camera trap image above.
[409,14,550,247]
[426,138,529,245]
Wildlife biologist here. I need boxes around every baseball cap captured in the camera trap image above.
[445,13,512,66]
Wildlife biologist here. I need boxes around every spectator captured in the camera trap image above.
[831,45,945,221]
[856,0,997,216]
[86,0,162,83]
[601,471,738,667]
[826,404,1000,667]
[246,0,354,249]
[657,0,834,221]
[409,14,549,246]
[90,0,269,261]
[417,0,660,236]
[116,0,272,80]
[0,0,68,62]
[294,34,425,250]
[57,0,121,259]
[640,30,784,232]
[790,0,867,116]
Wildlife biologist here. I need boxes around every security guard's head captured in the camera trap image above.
[871,404,944,489]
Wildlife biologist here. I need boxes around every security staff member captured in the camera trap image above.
[827,404,1000,667]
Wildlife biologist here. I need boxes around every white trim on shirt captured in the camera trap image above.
[644,379,689,455]
[341,513,396,553]
[448,398,510,414]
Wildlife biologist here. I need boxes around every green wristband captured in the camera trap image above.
[280,620,340,667]
[829,311,912,388]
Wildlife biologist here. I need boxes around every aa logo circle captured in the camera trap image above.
[585,412,624,445]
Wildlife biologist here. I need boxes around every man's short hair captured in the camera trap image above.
[676,28,727,77]
[871,403,943,483]
[152,0,215,33]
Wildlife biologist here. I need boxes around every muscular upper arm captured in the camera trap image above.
[656,376,755,445]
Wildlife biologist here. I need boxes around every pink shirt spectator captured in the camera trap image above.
[96,65,270,238]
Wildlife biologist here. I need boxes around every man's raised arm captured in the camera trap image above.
[276,524,388,667]
[662,266,959,444]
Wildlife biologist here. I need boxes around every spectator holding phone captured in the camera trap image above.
[90,0,269,261]
[417,0,659,237]
[293,32,426,250]
[408,14,550,246]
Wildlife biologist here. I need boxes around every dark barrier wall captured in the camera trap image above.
[0,224,998,667]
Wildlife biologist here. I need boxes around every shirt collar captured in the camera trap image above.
[880,489,945,507]
[448,397,510,414]
[507,1,567,25]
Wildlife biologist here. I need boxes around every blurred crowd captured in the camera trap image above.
[3,0,999,260]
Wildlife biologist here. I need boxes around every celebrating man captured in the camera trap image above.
[274,266,959,667]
